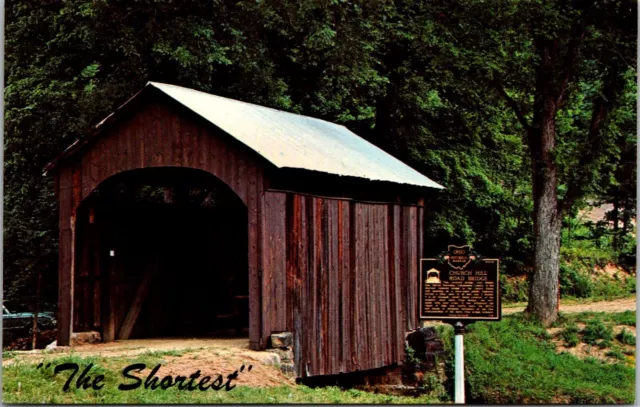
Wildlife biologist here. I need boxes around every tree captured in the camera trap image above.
[2,0,414,307]
[426,0,636,324]
[4,0,635,328]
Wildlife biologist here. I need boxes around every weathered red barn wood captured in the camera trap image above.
[56,99,267,349]
[50,85,435,378]
[276,194,424,377]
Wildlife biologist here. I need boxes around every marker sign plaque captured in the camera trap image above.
[420,245,501,321]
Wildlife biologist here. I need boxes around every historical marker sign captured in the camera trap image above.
[420,245,501,321]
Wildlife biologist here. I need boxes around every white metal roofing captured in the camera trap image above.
[105,82,444,189]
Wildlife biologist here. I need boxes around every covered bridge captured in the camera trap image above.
[45,82,443,378]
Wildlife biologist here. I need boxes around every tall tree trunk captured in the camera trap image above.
[526,40,562,325]
[528,189,561,325]
[622,205,630,236]
[527,106,562,325]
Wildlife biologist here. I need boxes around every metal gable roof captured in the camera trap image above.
[48,81,443,189]
[142,82,443,189]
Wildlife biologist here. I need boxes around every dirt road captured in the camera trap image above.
[503,297,636,315]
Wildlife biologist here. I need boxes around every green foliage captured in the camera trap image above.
[590,276,636,301]
[561,324,580,347]
[403,345,420,369]
[605,348,626,361]
[581,319,614,345]
[614,312,637,327]
[3,0,636,315]
[404,343,449,400]
[562,310,636,327]
[420,373,447,400]
[462,316,634,404]
[617,328,636,346]
[501,274,529,303]
[558,223,636,300]
[559,263,594,298]
[562,219,635,268]
[617,232,638,268]
[559,262,634,302]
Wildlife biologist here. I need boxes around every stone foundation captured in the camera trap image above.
[266,332,296,376]
[402,327,448,391]
[299,327,449,396]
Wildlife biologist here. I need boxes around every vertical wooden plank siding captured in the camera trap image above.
[405,206,418,329]
[56,98,426,377]
[280,193,422,378]
[262,191,287,346]
[337,200,351,373]
[391,204,404,362]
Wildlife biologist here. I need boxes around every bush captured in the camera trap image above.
[559,263,594,298]
[501,274,529,303]
[624,276,636,294]
[597,339,612,349]
[617,328,636,346]
[605,348,626,361]
[612,311,636,327]
[562,218,636,272]
[618,233,637,268]
[582,319,614,345]
[559,259,634,301]
[561,324,580,347]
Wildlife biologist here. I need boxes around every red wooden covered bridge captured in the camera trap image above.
[45,82,443,378]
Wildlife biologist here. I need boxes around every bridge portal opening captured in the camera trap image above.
[73,167,248,339]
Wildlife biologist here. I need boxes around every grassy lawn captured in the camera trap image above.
[435,312,636,404]
[3,312,635,404]
[2,352,441,404]
[556,309,636,327]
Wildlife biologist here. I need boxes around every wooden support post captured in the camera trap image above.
[57,171,74,347]
[102,252,117,342]
[57,227,74,346]
[101,219,116,342]
[117,269,153,340]
[248,170,262,350]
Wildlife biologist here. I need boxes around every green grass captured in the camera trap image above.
[605,347,626,361]
[2,353,442,404]
[561,324,580,347]
[5,313,636,404]
[437,314,635,404]
[2,350,17,360]
[554,310,636,327]
[581,319,614,345]
[618,328,636,346]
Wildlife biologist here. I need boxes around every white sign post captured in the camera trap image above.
[454,321,465,404]
[419,246,502,404]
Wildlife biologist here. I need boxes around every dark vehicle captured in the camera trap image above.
[3,305,56,342]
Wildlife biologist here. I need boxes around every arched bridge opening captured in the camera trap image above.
[73,167,249,340]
